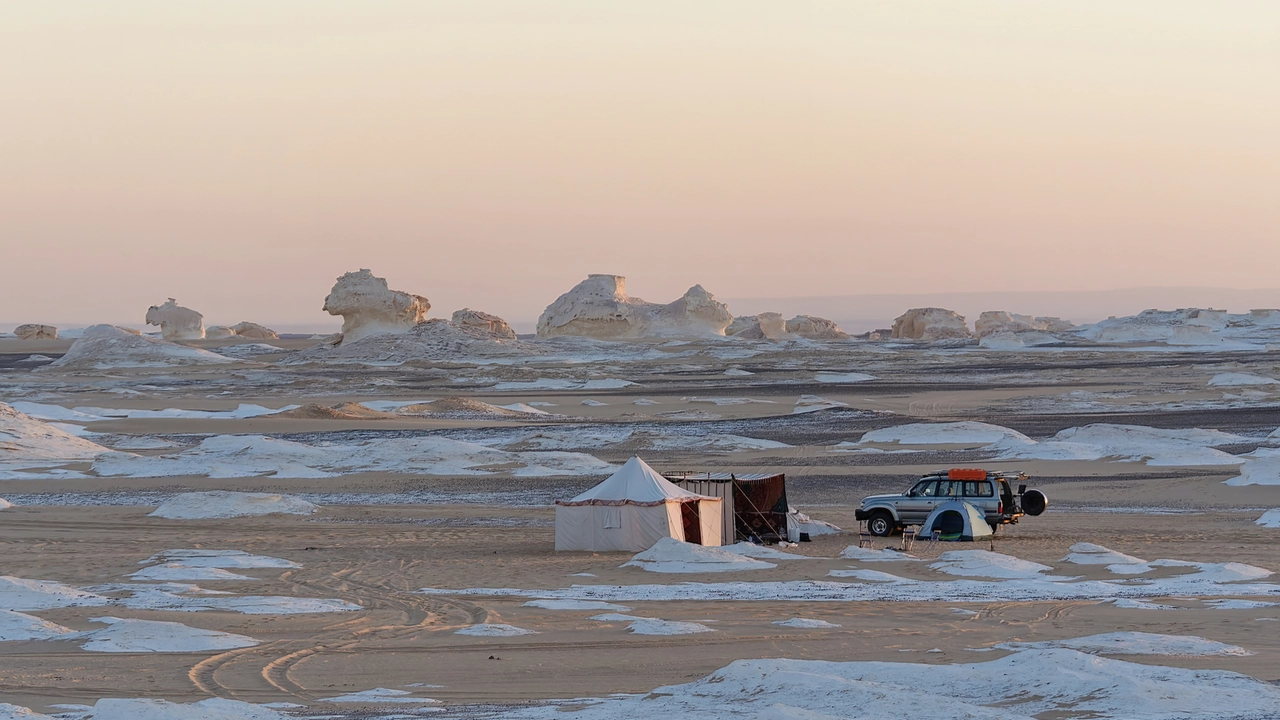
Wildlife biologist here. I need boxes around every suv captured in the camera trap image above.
[855,468,1047,536]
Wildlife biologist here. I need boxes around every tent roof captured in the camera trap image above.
[559,456,719,507]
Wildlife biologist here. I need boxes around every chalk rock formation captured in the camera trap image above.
[1078,309,1227,346]
[145,299,205,341]
[975,311,1074,338]
[284,318,536,365]
[0,402,111,464]
[323,269,430,344]
[41,325,233,371]
[14,324,57,340]
[536,275,732,339]
[727,313,795,341]
[451,309,517,339]
[785,315,849,340]
[207,322,279,340]
[891,308,972,341]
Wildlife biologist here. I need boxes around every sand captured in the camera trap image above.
[2,335,1279,716]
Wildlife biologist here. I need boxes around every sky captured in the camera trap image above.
[2,1,1278,330]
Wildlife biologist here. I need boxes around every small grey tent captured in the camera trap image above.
[919,500,993,541]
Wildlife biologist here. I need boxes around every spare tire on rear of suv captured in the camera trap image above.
[1022,489,1048,516]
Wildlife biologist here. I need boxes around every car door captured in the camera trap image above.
[898,479,939,523]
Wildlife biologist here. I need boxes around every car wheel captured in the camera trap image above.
[867,512,895,537]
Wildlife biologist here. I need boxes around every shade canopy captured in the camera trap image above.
[561,456,708,507]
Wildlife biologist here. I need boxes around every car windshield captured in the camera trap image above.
[911,480,938,496]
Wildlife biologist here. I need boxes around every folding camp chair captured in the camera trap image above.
[858,521,873,549]
[901,526,917,551]
[922,530,941,552]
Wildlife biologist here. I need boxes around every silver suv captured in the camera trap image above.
[855,469,1047,536]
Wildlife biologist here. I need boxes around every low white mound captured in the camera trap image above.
[145,298,206,340]
[1060,542,1147,566]
[95,433,610,479]
[41,324,232,371]
[94,582,359,615]
[1001,423,1247,466]
[997,631,1251,657]
[1257,509,1280,527]
[537,274,732,339]
[206,321,279,340]
[929,550,1057,579]
[0,609,77,641]
[1077,308,1240,346]
[287,318,536,364]
[1110,598,1176,610]
[0,576,109,611]
[724,542,818,560]
[149,492,319,519]
[725,312,793,340]
[789,509,841,537]
[14,324,57,340]
[141,550,300,569]
[859,421,1034,448]
[1227,448,1280,486]
[625,618,715,635]
[623,538,776,574]
[974,311,1074,337]
[0,498,11,510]
[793,395,849,414]
[840,546,919,562]
[773,617,842,629]
[785,315,849,339]
[813,371,875,383]
[451,308,517,339]
[4,697,290,720]
[0,403,112,467]
[79,616,259,653]
[488,649,1280,719]
[129,564,256,582]
[455,623,536,636]
[323,268,431,344]
[523,599,632,611]
[319,688,440,704]
[396,397,539,418]
[1209,372,1280,387]
[891,307,972,341]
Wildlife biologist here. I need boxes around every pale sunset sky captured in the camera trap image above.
[2,2,1277,330]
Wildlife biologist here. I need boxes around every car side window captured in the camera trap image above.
[964,481,994,497]
[936,480,960,498]
[912,480,937,497]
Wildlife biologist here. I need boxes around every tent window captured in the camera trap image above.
[602,508,622,529]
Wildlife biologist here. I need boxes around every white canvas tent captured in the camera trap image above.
[556,456,724,552]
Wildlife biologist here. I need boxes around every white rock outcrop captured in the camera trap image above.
[41,325,232,371]
[451,309,516,339]
[1078,309,1226,346]
[536,275,732,339]
[785,315,849,340]
[975,311,1074,338]
[0,402,111,466]
[14,324,57,340]
[145,299,206,341]
[726,313,795,340]
[206,322,279,341]
[891,308,972,341]
[284,318,536,365]
[323,269,430,344]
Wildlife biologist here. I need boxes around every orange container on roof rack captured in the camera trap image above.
[948,468,988,481]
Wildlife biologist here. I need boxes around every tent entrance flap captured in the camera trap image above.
[665,472,788,542]
[681,502,702,545]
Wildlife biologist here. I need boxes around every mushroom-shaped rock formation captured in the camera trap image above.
[451,309,517,339]
[14,324,58,340]
[145,299,205,341]
[726,313,795,340]
[323,269,430,344]
[974,311,1074,338]
[785,315,849,340]
[891,308,972,341]
[536,275,732,339]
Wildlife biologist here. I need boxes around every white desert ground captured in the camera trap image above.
[2,274,1280,719]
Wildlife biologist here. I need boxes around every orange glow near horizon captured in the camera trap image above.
[2,2,1278,328]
